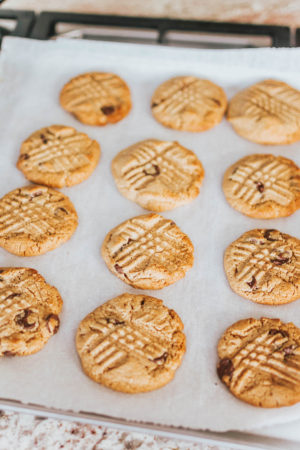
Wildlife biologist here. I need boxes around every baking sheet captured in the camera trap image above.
[1,37,300,433]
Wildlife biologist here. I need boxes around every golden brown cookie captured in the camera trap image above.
[60,72,131,126]
[76,293,186,393]
[17,125,101,188]
[111,139,204,211]
[101,213,194,290]
[0,267,62,356]
[217,317,300,408]
[224,229,300,305]
[0,185,78,256]
[227,79,300,145]
[223,154,300,219]
[151,76,227,132]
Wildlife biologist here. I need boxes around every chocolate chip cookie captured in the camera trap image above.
[101,213,194,289]
[17,125,101,188]
[217,317,300,407]
[227,79,300,145]
[0,267,62,356]
[223,154,300,219]
[60,72,131,126]
[151,76,227,132]
[224,229,300,305]
[76,293,186,393]
[0,185,78,256]
[111,139,204,211]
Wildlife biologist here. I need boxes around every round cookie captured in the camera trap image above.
[101,213,194,290]
[224,229,300,305]
[227,79,300,145]
[223,154,300,219]
[17,125,101,188]
[0,267,62,356]
[76,293,186,393]
[111,139,204,211]
[60,72,131,126]
[217,317,300,408]
[0,185,78,256]
[151,76,227,132]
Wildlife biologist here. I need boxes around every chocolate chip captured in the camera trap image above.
[101,105,115,115]
[45,314,60,334]
[264,229,277,241]
[247,276,257,290]
[31,190,43,199]
[20,153,30,160]
[255,181,264,193]
[54,207,68,217]
[42,139,48,144]
[3,351,16,357]
[217,358,234,379]
[141,299,146,306]
[15,309,35,329]
[153,352,168,364]
[271,257,290,265]
[143,164,160,176]
[269,329,289,338]
[151,102,158,108]
[114,264,123,274]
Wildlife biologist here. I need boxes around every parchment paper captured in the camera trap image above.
[0,37,300,433]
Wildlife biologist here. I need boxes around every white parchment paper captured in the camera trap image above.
[0,37,300,433]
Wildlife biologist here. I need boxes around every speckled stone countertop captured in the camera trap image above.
[0,1,298,449]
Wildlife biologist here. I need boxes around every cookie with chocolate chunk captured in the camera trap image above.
[17,125,100,188]
[224,229,300,305]
[0,185,78,256]
[112,139,204,211]
[217,317,300,407]
[151,76,227,132]
[223,154,300,219]
[0,267,62,356]
[60,72,131,126]
[101,213,194,289]
[76,293,186,393]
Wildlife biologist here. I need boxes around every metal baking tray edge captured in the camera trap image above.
[0,398,299,450]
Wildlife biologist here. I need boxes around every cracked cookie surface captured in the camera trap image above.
[151,76,227,132]
[76,293,186,393]
[60,72,131,126]
[112,139,204,211]
[217,317,300,407]
[224,229,300,305]
[0,267,62,356]
[0,185,78,256]
[17,125,100,188]
[227,79,300,145]
[223,154,300,219]
[101,213,194,290]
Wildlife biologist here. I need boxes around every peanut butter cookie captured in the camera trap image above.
[60,72,131,126]
[76,293,186,393]
[223,154,300,219]
[227,79,300,145]
[0,185,78,256]
[217,317,300,407]
[151,76,227,132]
[224,229,300,305]
[101,213,194,289]
[0,267,62,356]
[112,139,204,211]
[17,125,100,188]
